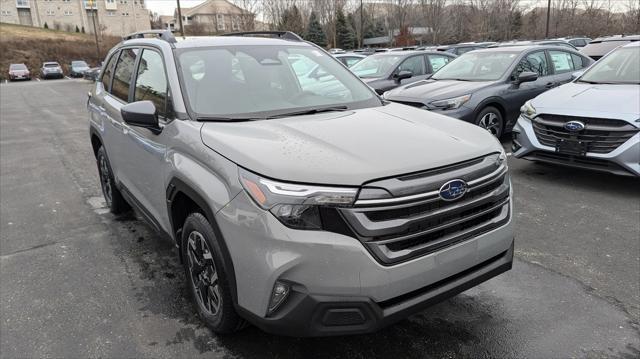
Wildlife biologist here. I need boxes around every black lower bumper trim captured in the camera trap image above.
[236,241,514,337]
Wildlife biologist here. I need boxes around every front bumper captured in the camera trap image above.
[216,191,514,336]
[431,105,475,123]
[512,116,640,176]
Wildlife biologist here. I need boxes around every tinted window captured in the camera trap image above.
[397,55,425,75]
[571,53,586,70]
[351,54,404,78]
[101,52,118,91]
[134,49,170,118]
[111,48,139,102]
[549,50,575,73]
[10,64,26,70]
[514,51,549,78]
[427,54,452,72]
[456,47,476,55]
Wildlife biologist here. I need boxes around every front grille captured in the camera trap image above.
[532,115,638,154]
[393,100,427,109]
[339,154,510,265]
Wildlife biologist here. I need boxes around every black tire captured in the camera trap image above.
[181,213,245,334]
[475,106,504,138]
[96,146,130,214]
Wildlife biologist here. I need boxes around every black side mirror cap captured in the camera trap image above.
[516,71,538,84]
[121,101,161,134]
[394,70,413,82]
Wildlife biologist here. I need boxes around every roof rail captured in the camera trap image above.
[123,30,177,44]
[220,31,303,42]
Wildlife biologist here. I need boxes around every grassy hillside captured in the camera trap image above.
[0,23,120,80]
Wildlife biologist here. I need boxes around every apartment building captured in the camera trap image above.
[0,0,150,36]
[171,0,255,33]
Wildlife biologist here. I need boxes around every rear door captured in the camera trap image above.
[102,47,140,185]
[548,49,579,85]
[426,53,453,74]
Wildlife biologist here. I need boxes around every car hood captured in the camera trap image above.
[200,103,501,186]
[386,79,493,103]
[531,82,640,123]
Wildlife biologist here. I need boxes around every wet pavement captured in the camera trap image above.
[1,79,639,358]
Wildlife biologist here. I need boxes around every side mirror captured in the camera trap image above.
[516,71,538,84]
[571,71,584,80]
[394,70,413,82]
[121,101,161,133]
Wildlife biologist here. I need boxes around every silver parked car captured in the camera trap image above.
[512,42,640,176]
[88,30,513,336]
[40,61,64,79]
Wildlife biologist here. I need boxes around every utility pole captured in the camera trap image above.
[176,0,184,37]
[359,0,363,48]
[545,0,551,38]
[88,0,101,60]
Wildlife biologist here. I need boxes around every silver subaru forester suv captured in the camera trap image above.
[87,30,513,336]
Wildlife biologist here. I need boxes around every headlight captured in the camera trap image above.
[239,168,357,230]
[521,100,536,119]
[430,94,471,110]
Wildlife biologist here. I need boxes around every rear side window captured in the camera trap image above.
[549,50,575,73]
[514,51,549,78]
[101,52,118,91]
[111,48,139,102]
[134,49,171,118]
[427,54,452,72]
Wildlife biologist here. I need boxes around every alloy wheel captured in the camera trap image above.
[478,112,501,137]
[186,231,222,316]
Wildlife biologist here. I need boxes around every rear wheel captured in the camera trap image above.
[181,213,245,334]
[96,146,130,214]
[475,106,504,138]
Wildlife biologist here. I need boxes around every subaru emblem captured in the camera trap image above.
[563,120,585,132]
[439,179,468,201]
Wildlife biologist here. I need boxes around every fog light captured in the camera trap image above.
[267,281,290,315]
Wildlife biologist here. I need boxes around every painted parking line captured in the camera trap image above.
[65,76,71,80]
[36,78,41,82]
[507,152,512,157]
[4,80,7,84]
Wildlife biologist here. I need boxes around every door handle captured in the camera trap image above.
[545,82,556,88]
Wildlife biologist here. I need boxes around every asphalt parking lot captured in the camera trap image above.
[1,79,639,358]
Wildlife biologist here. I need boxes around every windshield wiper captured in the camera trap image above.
[265,106,349,119]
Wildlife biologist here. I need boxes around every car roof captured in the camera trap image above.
[466,45,546,54]
[623,41,640,48]
[590,34,640,42]
[43,62,59,65]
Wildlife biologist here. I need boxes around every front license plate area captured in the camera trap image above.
[556,139,586,156]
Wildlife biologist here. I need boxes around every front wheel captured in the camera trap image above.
[181,213,245,334]
[475,106,504,138]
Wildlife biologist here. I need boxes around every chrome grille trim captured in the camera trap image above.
[354,164,507,206]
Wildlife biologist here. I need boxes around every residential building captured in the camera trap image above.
[172,0,255,34]
[0,0,150,36]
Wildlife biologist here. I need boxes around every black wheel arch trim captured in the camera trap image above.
[89,126,104,156]
[474,97,508,120]
[166,178,239,305]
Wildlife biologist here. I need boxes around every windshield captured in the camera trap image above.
[44,63,59,68]
[350,54,404,78]
[72,61,88,67]
[177,45,378,119]
[432,51,518,81]
[579,47,640,84]
[10,64,26,70]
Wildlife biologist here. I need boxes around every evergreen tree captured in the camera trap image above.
[75,25,80,33]
[335,9,355,49]
[43,22,49,29]
[277,5,304,36]
[305,11,327,47]
[81,26,85,33]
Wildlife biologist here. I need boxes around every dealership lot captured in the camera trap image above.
[1,79,638,358]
